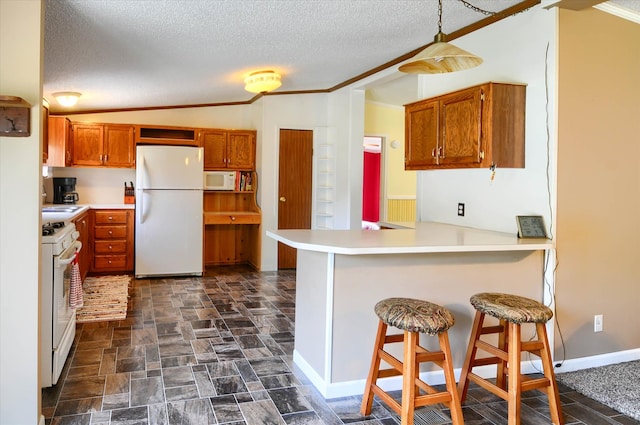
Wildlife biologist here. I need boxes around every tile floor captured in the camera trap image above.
[43,266,638,425]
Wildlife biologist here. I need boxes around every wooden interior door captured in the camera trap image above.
[278,129,313,269]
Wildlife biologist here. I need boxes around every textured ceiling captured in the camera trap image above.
[43,0,640,113]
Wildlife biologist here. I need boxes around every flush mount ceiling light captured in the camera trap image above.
[244,70,282,94]
[53,92,81,107]
[399,0,483,74]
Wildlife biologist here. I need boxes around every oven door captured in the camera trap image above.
[51,240,82,384]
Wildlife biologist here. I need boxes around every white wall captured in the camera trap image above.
[0,1,43,423]
[259,93,331,269]
[416,7,557,236]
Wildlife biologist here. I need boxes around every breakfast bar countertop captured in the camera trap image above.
[267,221,553,255]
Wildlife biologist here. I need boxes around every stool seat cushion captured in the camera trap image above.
[470,293,552,324]
[374,298,455,335]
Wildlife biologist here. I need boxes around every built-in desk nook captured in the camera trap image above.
[267,222,553,399]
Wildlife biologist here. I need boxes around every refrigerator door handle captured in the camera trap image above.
[140,190,148,224]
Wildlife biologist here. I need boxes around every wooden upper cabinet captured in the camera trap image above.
[72,123,104,166]
[405,82,525,170]
[201,130,228,169]
[47,116,72,167]
[227,131,256,169]
[42,101,49,163]
[200,129,256,170]
[71,123,135,168]
[104,124,135,167]
[405,100,439,169]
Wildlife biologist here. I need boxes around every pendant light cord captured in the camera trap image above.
[437,0,443,32]
[457,0,535,18]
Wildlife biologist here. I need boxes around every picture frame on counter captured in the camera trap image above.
[516,215,547,238]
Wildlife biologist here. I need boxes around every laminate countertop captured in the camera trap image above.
[42,204,134,223]
[267,221,552,255]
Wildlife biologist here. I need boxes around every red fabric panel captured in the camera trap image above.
[362,151,381,222]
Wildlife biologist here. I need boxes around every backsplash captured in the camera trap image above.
[44,167,136,205]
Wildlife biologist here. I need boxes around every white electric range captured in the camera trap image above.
[41,221,81,387]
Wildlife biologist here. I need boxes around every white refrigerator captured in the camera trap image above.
[135,145,204,277]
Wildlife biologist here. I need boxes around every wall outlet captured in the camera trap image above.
[594,314,603,332]
[458,203,465,216]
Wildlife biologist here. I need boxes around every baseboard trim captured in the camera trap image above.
[554,348,640,374]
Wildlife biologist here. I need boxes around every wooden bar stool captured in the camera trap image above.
[361,298,464,425]
[458,293,564,425]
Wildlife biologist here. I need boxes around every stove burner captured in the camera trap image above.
[42,222,66,236]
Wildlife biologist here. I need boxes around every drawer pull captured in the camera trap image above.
[108,216,113,220]
[108,230,113,235]
[230,216,236,221]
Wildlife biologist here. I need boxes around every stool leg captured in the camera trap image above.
[361,320,388,416]
[458,310,485,402]
[536,323,564,425]
[401,330,418,425]
[496,319,509,390]
[438,331,464,425]
[507,322,522,425]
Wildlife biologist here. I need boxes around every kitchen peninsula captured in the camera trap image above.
[267,222,552,399]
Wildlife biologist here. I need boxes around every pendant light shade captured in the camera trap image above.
[400,1,483,74]
[244,70,282,93]
[53,92,81,107]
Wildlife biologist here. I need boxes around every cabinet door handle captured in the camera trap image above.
[431,148,437,159]
[279,196,286,202]
[438,147,445,159]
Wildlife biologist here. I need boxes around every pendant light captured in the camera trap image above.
[399,0,483,74]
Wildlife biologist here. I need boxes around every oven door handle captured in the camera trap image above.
[55,241,83,268]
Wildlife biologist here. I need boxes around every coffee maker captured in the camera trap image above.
[53,177,79,204]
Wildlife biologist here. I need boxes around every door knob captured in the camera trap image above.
[279,196,286,202]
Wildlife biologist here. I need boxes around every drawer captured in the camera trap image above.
[94,240,127,254]
[94,255,127,270]
[94,225,128,239]
[94,210,128,224]
[204,212,261,225]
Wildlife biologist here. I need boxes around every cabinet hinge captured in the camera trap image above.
[479,150,485,160]
[480,92,485,101]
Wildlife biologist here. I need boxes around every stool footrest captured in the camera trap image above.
[476,340,508,361]
[370,384,402,415]
[521,340,545,353]
[471,356,502,367]
[415,392,453,408]
[384,334,405,344]
[521,376,551,392]
[468,372,509,400]
[480,325,505,335]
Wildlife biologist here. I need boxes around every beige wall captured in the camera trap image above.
[364,102,416,199]
[0,0,44,423]
[556,8,640,359]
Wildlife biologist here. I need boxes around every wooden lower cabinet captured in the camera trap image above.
[203,183,261,268]
[72,210,90,281]
[90,209,134,273]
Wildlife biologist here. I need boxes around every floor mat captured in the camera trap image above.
[75,275,131,323]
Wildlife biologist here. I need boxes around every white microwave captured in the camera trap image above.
[204,171,236,191]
